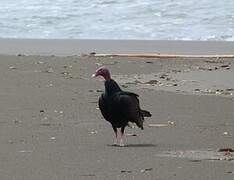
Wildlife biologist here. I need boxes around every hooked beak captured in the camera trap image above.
[92,73,97,78]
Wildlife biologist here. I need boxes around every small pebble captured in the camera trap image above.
[90,130,98,134]
[46,67,54,73]
[9,66,16,70]
[223,132,229,135]
[50,137,56,140]
[140,168,153,173]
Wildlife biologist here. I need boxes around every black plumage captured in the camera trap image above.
[93,67,151,146]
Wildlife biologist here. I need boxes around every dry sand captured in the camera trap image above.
[0,43,233,179]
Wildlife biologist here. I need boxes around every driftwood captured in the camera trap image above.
[84,53,234,58]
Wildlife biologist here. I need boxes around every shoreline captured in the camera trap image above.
[0,38,234,56]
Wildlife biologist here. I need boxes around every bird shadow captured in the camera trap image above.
[107,143,157,148]
[125,143,157,148]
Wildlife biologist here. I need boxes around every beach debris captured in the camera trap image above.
[148,123,168,128]
[50,137,56,140]
[215,91,222,95]
[46,83,53,87]
[95,62,103,66]
[168,121,175,125]
[14,119,22,124]
[223,132,228,135]
[171,69,182,73]
[218,148,234,153]
[88,89,103,93]
[165,77,171,81]
[199,88,234,96]
[121,84,128,88]
[126,133,137,137]
[148,121,175,128]
[9,66,17,70]
[90,52,96,56]
[226,171,234,174]
[40,122,51,126]
[17,54,25,57]
[61,71,71,76]
[226,88,234,91]
[220,64,230,68]
[157,149,234,161]
[204,89,216,94]
[81,52,97,57]
[8,140,15,144]
[80,174,96,177]
[45,67,54,73]
[89,53,234,58]
[194,88,200,92]
[35,61,45,64]
[125,80,142,85]
[18,150,33,153]
[63,65,72,69]
[159,74,168,79]
[189,159,202,162]
[222,131,232,137]
[90,130,98,134]
[165,83,178,87]
[223,91,233,96]
[96,89,103,93]
[218,148,234,161]
[140,168,153,173]
[121,170,132,173]
[205,59,224,64]
[144,80,158,85]
[197,66,219,71]
[40,110,45,113]
[146,61,153,64]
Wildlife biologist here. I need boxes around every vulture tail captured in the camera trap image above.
[141,110,152,117]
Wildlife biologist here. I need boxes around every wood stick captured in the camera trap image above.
[86,53,234,58]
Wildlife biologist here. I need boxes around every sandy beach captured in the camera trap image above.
[0,40,233,180]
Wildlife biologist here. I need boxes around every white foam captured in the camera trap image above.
[0,0,233,40]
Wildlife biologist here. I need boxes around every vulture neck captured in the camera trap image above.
[105,79,122,96]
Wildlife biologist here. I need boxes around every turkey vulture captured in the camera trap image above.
[92,67,151,146]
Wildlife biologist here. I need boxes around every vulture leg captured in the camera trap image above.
[112,126,118,145]
[119,126,125,147]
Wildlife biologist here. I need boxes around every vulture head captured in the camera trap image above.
[92,66,111,80]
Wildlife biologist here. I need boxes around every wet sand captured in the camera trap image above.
[1,39,234,56]
[0,53,233,179]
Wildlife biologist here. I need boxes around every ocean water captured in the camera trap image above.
[0,0,233,40]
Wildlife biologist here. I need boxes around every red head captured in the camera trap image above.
[92,67,111,80]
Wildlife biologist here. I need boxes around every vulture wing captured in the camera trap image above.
[110,91,145,129]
